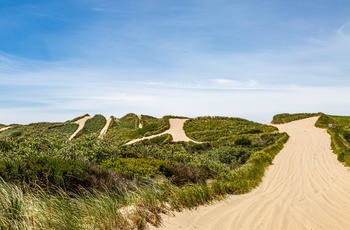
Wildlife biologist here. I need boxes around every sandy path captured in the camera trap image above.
[138,114,143,128]
[0,126,12,132]
[99,116,112,138]
[126,119,199,145]
[68,115,92,140]
[153,117,350,230]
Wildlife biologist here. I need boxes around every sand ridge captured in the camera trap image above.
[126,118,200,145]
[153,117,350,230]
[68,115,92,140]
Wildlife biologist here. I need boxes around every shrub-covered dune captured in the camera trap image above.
[0,113,290,229]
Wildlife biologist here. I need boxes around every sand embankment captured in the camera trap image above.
[126,118,199,145]
[153,117,350,230]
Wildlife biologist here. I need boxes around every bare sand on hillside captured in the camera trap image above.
[126,118,199,145]
[68,115,92,140]
[0,126,12,132]
[152,117,350,230]
[99,116,112,138]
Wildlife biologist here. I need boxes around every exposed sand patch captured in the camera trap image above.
[99,116,112,138]
[152,117,350,230]
[138,114,143,128]
[126,118,200,145]
[68,115,92,140]
[0,126,12,132]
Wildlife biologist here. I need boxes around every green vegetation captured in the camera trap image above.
[184,116,277,143]
[104,114,171,144]
[271,113,321,124]
[0,114,289,229]
[316,114,350,166]
[74,114,106,138]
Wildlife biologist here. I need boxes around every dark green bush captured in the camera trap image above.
[235,137,252,146]
[0,156,124,192]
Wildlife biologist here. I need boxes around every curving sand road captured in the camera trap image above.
[153,117,350,230]
[126,119,199,145]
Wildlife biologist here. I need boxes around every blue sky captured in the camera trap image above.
[1,0,350,124]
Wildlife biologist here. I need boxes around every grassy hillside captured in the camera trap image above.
[315,114,350,166]
[271,113,321,124]
[104,114,171,144]
[0,113,289,229]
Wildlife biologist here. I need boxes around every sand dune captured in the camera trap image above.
[68,115,92,140]
[153,117,350,230]
[126,118,199,145]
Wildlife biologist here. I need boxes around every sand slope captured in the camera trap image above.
[99,116,112,138]
[153,117,350,230]
[68,115,92,140]
[0,126,12,132]
[126,118,199,145]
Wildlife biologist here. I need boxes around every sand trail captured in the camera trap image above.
[99,116,112,138]
[0,126,12,132]
[153,117,350,230]
[126,118,199,145]
[68,115,92,140]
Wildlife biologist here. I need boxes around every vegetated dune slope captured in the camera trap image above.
[126,118,199,145]
[153,117,350,230]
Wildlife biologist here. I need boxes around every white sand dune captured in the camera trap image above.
[153,117,350,230]
[99,116,112,138]
[126,118,200,145]
[68,115,92,140]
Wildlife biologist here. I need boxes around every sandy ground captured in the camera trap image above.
[138,114,143,128]
[0,126,12,132]
[68,115,92,140]
[152,117,350,230]
[126,118,199,145]
[99,116,112,138]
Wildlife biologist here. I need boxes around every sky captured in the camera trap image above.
[1,0,350,124]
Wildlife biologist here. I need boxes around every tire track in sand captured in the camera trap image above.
[153,117,350,230]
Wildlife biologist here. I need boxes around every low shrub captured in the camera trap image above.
[0,156,125,192]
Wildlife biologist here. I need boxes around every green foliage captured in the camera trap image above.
[102,158,168,178]
[74,114,106,138]
[0,156,123,192]
[271,113,321,124]
[104,114,170,144]
[0,113,292,228]
[235,137,252,146]
[184,116,277,142]
[316,114,350,166]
